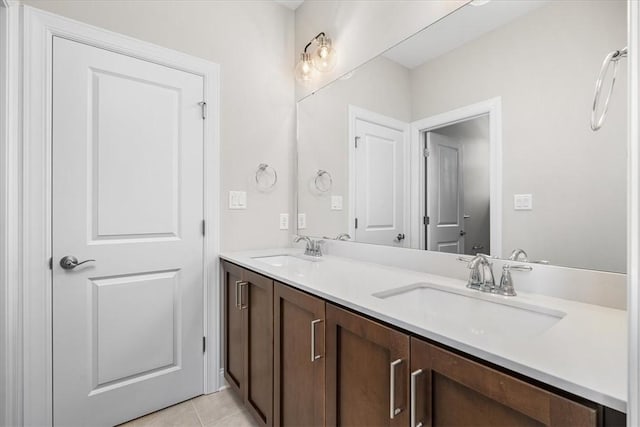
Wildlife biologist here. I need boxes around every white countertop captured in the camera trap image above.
[220,248,627,412]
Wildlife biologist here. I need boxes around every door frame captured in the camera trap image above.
[409,97,502,258]
[3,6,221,426]
[348,105,411,245]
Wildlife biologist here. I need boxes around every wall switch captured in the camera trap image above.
[279,213,289,230]
[331,195,343,210]
[514,194,533,210]
[229,191,247,209]
[297,213,307,229]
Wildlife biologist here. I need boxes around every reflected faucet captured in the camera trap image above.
[508,248,529,262]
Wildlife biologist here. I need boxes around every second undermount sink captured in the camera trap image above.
[373,283,566,339]
[252,254,320,268]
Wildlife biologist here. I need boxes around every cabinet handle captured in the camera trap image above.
[390,358,403,419]
[310,319,323,362]
[234,281,242,309]
[411,369,424,427]
[239,282,248,309]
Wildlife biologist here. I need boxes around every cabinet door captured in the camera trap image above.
[410,338,598,427]
[222,261,244,395]
[274,282,325,426]
[326,304,410,427]
[243,269,274,426]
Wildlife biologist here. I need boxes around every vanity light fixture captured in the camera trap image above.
[295,32,337,84]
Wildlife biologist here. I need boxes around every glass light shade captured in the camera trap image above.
[312,36,337,72]
[295,52,316,85]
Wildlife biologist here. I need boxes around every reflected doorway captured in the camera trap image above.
[424,115,490,255]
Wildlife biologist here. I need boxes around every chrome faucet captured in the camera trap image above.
[496,264,532,296]
[295,235,325,257]
[463,254,496,292]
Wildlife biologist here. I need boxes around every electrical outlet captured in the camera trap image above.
[279,213,289,230]
[331,195,343,210]
[514,194,533,210]
[229,191,247,209]
[297,213,307,229]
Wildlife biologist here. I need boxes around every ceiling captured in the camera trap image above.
[383,0,549,69]
[274,0,304,11]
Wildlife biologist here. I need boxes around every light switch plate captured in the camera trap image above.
[297,213,307,229]
[229,191,247,209]
[331,195,343,210]
[279,213,289,230]
[514,194,533,210]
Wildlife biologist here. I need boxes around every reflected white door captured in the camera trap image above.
[52,37,204,426]
[354,118,406,246]
[427,132,464,253]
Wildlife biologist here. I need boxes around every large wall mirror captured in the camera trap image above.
[297,0,627,273]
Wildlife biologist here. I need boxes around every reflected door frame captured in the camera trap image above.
[348,105,411,246]
[409,97,503,257]
[7,7,221,426]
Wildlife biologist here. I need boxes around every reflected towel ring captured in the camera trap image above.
[591,47,627,131]
[255,163,277,190]
[314,170,333,193]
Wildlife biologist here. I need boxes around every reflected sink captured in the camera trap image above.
[252,254,320,268]
[373,283,566,339]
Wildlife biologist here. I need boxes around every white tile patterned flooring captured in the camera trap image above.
[119,388,258,427]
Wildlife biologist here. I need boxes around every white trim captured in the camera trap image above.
[347,105,411,246]
[0,1,22,426]
[20,6,221,425]
[409,97,503,258]
[628,0,640,424]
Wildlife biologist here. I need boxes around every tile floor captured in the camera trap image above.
[119,388,258,427]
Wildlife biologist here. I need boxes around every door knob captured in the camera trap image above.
[59,256,95,270]
[396,233,405,241]
[459,230,467,236]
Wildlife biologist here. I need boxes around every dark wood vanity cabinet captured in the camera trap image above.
[273,282,326,426]
[222,261,273,426]
[326,304,410,427]
[410,337,598,427]
[222,261,620,427]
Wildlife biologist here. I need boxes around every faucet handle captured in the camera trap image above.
[507,264,533,272]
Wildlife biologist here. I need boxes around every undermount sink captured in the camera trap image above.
[373,283,566,339]
[252,254,320,268]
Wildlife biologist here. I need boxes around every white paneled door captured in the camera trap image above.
[427,132,464,254]
[52,37,205,426]
[354,118,407,246]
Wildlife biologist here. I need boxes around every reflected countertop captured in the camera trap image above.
[220,248,627,412]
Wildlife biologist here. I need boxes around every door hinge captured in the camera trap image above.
[201,219,205,236]
[423,148,430,157]
[423,216,430,225]
[355,136,360,148]
[355,218,358,229]
[202,336,206,353]
[49,257,53,270]
[198,101,207,120]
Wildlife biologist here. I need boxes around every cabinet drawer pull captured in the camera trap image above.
[411,369,424,427]
[239,282,248,309]
[310,318,323,362]
[390,358,403,419]
[234,281,243,309]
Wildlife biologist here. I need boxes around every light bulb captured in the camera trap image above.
[295,52,316,85]
[312,35,337,73]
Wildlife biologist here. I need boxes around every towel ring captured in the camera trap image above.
[255,163,277,190]
[591,47,627,131]
[314,170,333,193]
